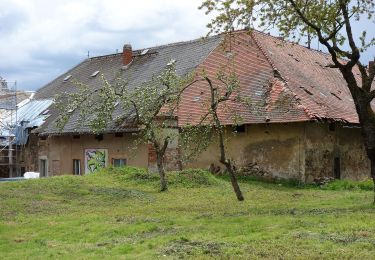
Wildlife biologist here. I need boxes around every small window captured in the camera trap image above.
[115,133,123,137]
[73,135,80,139]
[112,158,127,167]
[334,157,340,179]
[40,159,47,177]
[95,134,103,141]
[73,159,81,175]
[329,123,335,132]
[233,125,246,133]
[63,75,72,82]
[41,109,49,115]
[141,49,149,55]
[91,71,100,77]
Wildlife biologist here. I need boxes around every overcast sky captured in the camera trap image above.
[0,0,374,91]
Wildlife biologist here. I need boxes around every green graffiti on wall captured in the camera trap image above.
[85,149,108,174]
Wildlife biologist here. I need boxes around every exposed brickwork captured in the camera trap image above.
[147,143,181,172]
[24,134,39,172]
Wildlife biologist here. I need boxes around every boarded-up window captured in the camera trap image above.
[52,160,60,176]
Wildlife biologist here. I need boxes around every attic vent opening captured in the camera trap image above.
[301,87,313,95]
[63,75,72,82]
[331,92,342,100]
[41,109,49,115]
[91,71,100,77]
[141,49,149,55]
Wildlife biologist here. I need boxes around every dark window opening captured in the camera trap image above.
[40,136,47,141]
[112,158,127,167]
[115,133,124,137]
[73,159,81,175]
[233,125,246,133]
[334,157,341,179]
[40,159,47,177]
[95,134,104,141]
[329,123,335,131]
[73,135,80,139]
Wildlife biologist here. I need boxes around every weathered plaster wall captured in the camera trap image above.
[34,122,369,181]
[185,123,306,180]
[38,133,149,176]
[186,122,370,182]
[304,123,369,182]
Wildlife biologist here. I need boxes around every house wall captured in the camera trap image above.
[185,123,306,180]
[304,123,370,182]
[38,133,149,176]
[32,122,370,181]
[185,122,370,182]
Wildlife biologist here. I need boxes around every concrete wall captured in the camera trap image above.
[38,133,148,176]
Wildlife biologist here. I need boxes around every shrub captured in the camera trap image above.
[168,169,221,188]
[97,167,220,188]
[321,179,373,191]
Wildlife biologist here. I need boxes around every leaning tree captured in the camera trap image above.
[200,0,375,202]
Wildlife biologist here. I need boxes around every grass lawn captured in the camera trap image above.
[1,167,375,259]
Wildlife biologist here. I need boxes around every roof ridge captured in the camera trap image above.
[89,34,223,61]
[251,29,333,58]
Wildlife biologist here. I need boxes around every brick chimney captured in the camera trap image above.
[122,44,133,66]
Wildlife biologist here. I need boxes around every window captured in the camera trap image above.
[73,159,81,175]
[329,123,336,132]
[233,125,246,133]
[40,159,47,177]
[112,158,127,167]
[334,157,341,179]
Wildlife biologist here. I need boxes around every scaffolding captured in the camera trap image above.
[0,79,21,178]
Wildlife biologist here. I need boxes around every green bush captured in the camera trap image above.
[97,167,220,188]
[98,166,159,182]
[321,179,373,191]
[168,169,221,188]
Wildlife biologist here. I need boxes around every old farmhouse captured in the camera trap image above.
[1,30,373,182]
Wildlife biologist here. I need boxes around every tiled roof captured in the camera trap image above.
[178,31,309,126]
[178,30,373,126]
[34,30,372,135]
[252,31,371,123]
[34,35,223,134]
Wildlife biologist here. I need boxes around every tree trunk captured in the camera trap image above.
[156,151,168,192]
[366,148,375,204]
[217,125,244,201]
[223,160,244,201]
[341,73,375,204]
